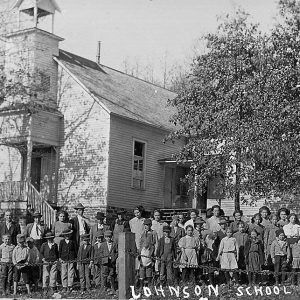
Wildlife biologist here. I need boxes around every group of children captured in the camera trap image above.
[0,228,118,296]
[134,206,300,289]
[2,205,300,296]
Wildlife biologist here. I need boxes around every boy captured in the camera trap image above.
[233,222,249,283]
[0,234,15,295]
[139,219,157,288]
[270,229,291,284]
[77,234,93,293]
[27,237,40,292]
[40,232,59,295]
[156,225,176,286]
[12,234,30,296]
[59,229,76,293]
[91,232,104,288]
[99,230,118,295]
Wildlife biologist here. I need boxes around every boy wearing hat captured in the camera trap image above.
[138,219,157,289]
[59,229,76,292]
[77,234,93,293]
[156,225,176,285]
[90,212,109,246]
[12,234,31,296]
[71,203,89,252]
[40,232,59,295]
[99,230,118,295]
[270,229,291,284]
[26,212,47,251]
[27,237,40,292]
[0,234,15,295]
[193,217,206,240]
[91,232,104,287]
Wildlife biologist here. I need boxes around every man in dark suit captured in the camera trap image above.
[99,230,118,295]
[26,212,47,250]
[0,210,20,245]
[70,203,89,252]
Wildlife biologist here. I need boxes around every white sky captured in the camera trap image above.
[54,0,279,72]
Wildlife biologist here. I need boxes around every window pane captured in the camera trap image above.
[134,160,138,170]
[134,141,144,157]
[138,160,143,171]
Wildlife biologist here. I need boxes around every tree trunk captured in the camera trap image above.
[235,161,241,211]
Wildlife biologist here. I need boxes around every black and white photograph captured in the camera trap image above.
[0,0,300,299]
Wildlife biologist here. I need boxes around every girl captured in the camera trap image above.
[290,239,300,285]
[283,213,300,245]
[52,211,72,246]
[184,209,198,229]
[264,214,279,266]
[270,229,291,284]
[277,208,289,228]
[206,205,221,233]
[259,206,272,228]
[244,229,264,285]
[178,225,200,283]
[249,213,264,241]
[216,227,239,285]
[229,210,248,234]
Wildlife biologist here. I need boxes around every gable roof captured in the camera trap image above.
[56,49,178,131]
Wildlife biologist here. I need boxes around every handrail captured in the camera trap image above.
[0,181,25,202]
[27,182,57,230]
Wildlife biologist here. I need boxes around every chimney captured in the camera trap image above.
[96,41,101,64]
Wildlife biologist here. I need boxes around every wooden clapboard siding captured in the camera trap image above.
[207,197,267,217]
[31,111,63,146]
[107,114,185,210]
[57,66,110,215]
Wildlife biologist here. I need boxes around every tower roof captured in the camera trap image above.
[12,0,61,15]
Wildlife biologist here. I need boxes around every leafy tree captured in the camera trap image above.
[169,6,300,210]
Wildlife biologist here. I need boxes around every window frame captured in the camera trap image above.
[131,138,147,190]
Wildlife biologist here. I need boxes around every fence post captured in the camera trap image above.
[118,232,136,300]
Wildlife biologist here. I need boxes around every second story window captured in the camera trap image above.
[132,140,146,189]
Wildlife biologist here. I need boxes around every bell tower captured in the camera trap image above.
[4,0,63,109]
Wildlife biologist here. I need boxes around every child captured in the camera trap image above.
[283,213,300,245]
[59,229,76,293]
[233,222,249,283]
[139,219,156,289]
[156,225,176,285]
[27,237,40,292]
[270,229,291,284]
[249,213,264,241]
[99,230,118,295]
[244,229,264,285]
[259,206,272,228]
[12,234,31,296]
[91,232,104,288]
[193,217,206,240]
[77,234,93,293]
[178,213,185,229]
[290,239,300,285]
[0,234,15,295]
[40,232,59,295]
[178,225,200,283]
[113,210,130,243]
[229,210,249,233]
[277,208,289,228]
[263,214,278,267]
[216,227,239,285]
[170,215,185,284]
[215,218,230,247]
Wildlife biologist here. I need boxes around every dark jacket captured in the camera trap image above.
[99,241,118,265]
[244,238,264,266]
[92,243,102,265]
[70,216,89,251]
[90,224,109,246]
[40,242,59,262]
[156,236,176,261]
[77,244,93,265]
[59,239,76,261]
[170,226,185,246]
[0,222,20,245]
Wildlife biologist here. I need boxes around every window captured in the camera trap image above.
[132,140,146,189]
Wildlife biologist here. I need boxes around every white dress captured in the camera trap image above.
[178,235,199,268]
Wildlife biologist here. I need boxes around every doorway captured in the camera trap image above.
[31,157,41,191]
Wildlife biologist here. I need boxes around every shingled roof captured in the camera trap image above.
[56,49,178,131]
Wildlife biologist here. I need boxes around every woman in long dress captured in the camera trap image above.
[178,225,200,283]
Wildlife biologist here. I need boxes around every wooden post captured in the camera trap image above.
[118,232,136,300]
[192,174,198,209]
[25,138,33,203]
